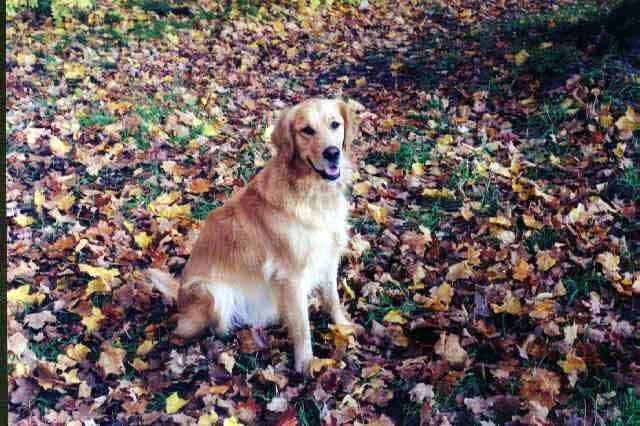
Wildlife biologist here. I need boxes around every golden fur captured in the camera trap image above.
[148,98,359,372]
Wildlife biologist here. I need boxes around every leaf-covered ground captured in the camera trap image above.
[6,0,640,424]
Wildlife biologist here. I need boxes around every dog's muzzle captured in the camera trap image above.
[307,158,340,181]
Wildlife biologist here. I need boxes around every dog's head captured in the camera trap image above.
[271,98,358,182]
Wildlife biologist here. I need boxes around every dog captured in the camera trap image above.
[147,98,359,373]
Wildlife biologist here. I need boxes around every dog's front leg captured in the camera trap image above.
[319,257,352,327]
[274,278,313,373]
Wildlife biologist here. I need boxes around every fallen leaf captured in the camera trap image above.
[98,343,125,377]
[382,310,407,324]
[434,332,468,365]
[166,392,189,414]
[446,261,474,281]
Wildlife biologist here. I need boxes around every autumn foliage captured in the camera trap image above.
[6,0,640,425]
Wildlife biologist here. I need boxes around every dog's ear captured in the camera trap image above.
[271,107,294,160]
[338,99,359,154]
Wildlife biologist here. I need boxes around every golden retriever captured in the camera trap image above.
[148,98,359,373]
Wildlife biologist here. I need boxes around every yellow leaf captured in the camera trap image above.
[273,21,284,33]
[355,77,367,87]
[515,49,530,66]
[132,357,149,371]
[383,310,407,324]
[491,291,523,315]
[85,278,111,297]
[14,214,35,227]
[202,122,221,137]
[422,188,455,199]
[308,358,336,376]
[198,412,220,426]
[166,392,189,414]
[66,343,90,362]
[50,135,71,156]
[158,203,191,219]
[512,258,529,281]
[8,285,45,305]
[423,282,454,311]
[540,42,553,49]
[34,189,45,209]
[134,232,153,249]
[223,417,242,426]
[62,368,81,385]
[536,251,556,272]
[558,351,586,374]
[460,205,474,221]
[64,63,86,80]
[136,339,155,356]
[352,181,371,196]
[154,192,181,205]
[529,299,555,320]
[81,306,105,332]
[615,106,640,133]
[55,193,75,211]
[436,134,453,145]
[79,264,120,283]
[123,221,134,233]
[489,215,511,227]
[365,202,387,225]
[390,62,403,71]
[522,214,543,229]
[614,143,626,159]
[411,162,425,176]
[167,33,179,44]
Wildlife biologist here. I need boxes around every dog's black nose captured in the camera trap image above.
[322,146,340,162]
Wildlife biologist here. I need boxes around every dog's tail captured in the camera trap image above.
[147,268,180,301]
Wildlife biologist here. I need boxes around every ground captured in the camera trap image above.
[5,0,640,425]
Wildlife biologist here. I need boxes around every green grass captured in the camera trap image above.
[562,271,607,304]
[29,335,77,361]
[402,202,445,231]
[297,397,322,426]
[617,167,640,203]
[192,199,221,220]
[524,226,560,253]
[79,110,116,128]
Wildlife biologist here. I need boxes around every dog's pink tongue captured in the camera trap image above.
[325,165,340,177]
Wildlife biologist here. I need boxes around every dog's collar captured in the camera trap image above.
[307,157,340,181]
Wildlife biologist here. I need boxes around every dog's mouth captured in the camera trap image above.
[307,158,340,181]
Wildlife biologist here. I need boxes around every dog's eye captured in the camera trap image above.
[330,121,341,130]
[301,126,315,136]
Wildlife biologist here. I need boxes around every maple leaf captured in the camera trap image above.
[536,251,556,272]
[512,258,529,281]
[79,264,120,283]
[14,214,35,227]
[81,306,105,332]
[383,310,407,324]
[308,358,337,376]
[422,282,454,311]
[446,261,474,281]
[166,392,189,414]
[98,343,125,377]
[615,106,640,137]
[491,291,523,315]
[434,332,468,365]
[520,368,561,408]
[8,285,45,305]
[365,202,387,224]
